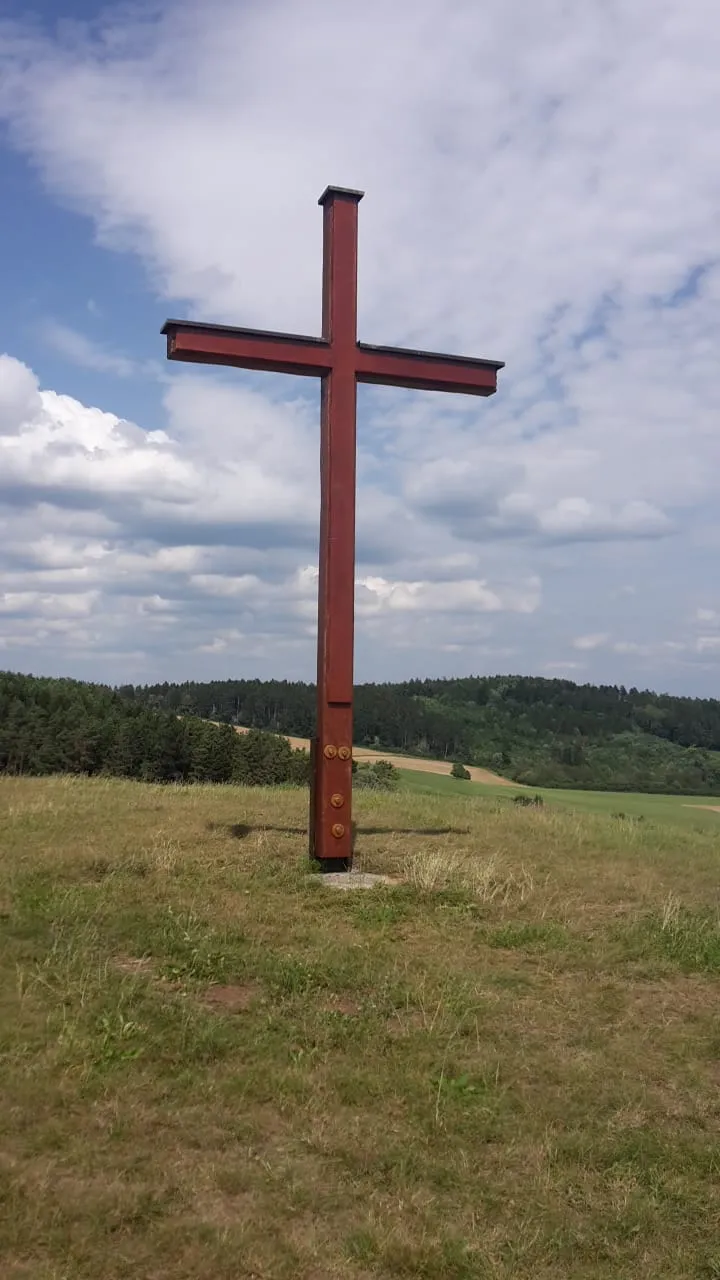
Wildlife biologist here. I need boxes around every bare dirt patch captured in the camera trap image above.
[319,995,361,1016]
[202,982,263,1014]
[385,1009,428,1038]
[355,748,516,786]
[190,1187,260,1231]
[682,804,720,813]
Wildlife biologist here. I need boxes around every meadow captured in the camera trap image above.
[400,768,720,829]
[1,774,719,1279]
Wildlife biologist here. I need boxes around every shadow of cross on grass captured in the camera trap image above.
[217,822,470,839]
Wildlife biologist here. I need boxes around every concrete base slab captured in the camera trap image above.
[315,871,400,890]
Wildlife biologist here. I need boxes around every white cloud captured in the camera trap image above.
[573,633,610,651]
[0,368,197,505]
[197,635,237,654]
[535,498,670,541]
[0,355,317,542]
[0,590,98,617]
[0,353,542,676]
[0,354,42,435]
[356,574,540,616]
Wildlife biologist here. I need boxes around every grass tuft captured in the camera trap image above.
[617,894,720,973]
[404,847,535,902]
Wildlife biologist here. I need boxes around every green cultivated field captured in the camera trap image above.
[1,774,720,1279]
[399,767,720,828]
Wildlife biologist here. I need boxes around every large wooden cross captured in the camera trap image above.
[162,186,503,871]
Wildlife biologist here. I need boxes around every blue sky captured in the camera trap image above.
[0,0,719,694]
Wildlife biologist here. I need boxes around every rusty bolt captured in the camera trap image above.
[338,746,352,760]
[331,823,345,838]
[323,744,337,759]
[330,793,344,808]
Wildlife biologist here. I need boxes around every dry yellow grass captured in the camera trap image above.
[1,775,720,1279]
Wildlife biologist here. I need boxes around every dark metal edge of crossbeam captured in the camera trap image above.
[161,318,330,348]
[357,340,505,372]
[318,185,365,205]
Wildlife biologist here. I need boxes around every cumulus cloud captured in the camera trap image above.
[0,354,318,544]
[356,574,540,616]
[0,352,541,678]
[0,354,42,435]
[0,0,719,688]
[408,458,673,544]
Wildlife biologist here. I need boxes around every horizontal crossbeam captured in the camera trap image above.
[162,320,331,377]
[356,341,502,396]
[162,321,503,395]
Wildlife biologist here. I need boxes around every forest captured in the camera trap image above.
[3,669,720,794]
[121,673,720,794]
[0,672,309,786]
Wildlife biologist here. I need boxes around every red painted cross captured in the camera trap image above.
[162,186,503,870]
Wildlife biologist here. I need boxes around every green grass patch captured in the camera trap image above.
[616,899,720,973]
[484,919,573,951]
[399,768,486,797]
[399,767,720,830]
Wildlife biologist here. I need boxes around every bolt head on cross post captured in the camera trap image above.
[161,187,503,873]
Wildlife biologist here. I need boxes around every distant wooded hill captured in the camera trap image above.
[0,672,309,787]
[122,675,720,794]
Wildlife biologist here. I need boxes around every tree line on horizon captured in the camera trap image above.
[0,672,310,787]
[3,669,720,795]
[120,673,720,794]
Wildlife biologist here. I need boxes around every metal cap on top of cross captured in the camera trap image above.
[162,186,504,872]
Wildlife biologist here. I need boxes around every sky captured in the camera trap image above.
[0,0,719,695]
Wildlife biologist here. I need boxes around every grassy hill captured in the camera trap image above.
[126,673,720,794]
[2,774,719,1278]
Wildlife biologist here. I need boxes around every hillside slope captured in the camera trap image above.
[126,675,720,794]
[2,774,719,1277]
[234,725,515,786]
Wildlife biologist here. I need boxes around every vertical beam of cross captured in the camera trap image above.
[161,186,503,872]
[310,189,363,869]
